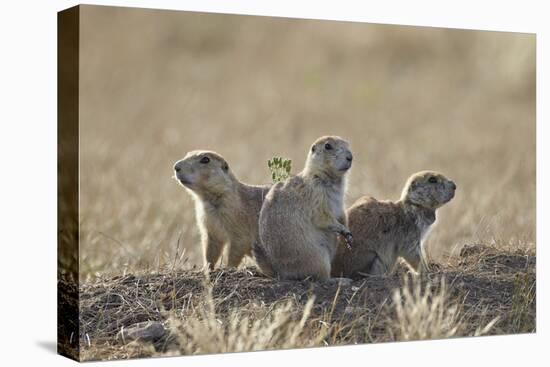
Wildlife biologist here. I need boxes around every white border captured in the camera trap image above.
[0,1,546,366]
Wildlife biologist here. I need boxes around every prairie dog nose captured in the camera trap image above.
[450,181,456,190]
[346,152,353,162]
[174,162,182,172]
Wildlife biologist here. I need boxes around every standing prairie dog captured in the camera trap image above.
[254,136,354,281]
[174,151,270,269]
[332,171,456,277]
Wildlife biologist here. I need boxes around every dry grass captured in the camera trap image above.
[66,244,535,361]
[389,277,464,340]
[388,276,501,341]
[76,6,535,278]
[166,280,318,355]
[61,5,536,362]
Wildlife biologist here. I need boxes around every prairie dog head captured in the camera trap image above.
[173,151,235,197]
[401,171,456,209]
[304,136,353,179]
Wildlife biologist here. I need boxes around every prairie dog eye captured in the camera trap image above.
[200,156,210,164]
[428,176,437,184]
[324,143,333,150]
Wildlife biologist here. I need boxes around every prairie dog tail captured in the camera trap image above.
[252,241,275,278]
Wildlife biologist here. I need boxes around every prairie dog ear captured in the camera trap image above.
[311,144,316,153]
[222,161,229,171]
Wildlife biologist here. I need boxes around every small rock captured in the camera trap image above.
[117,321,166,343]
[328,277,353,286]
[344,306,355,314]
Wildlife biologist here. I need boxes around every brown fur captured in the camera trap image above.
[254,136,353,281]
[332,171,456,277]
[174,151,270,269]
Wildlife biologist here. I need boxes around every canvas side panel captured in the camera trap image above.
[57,5,80,362]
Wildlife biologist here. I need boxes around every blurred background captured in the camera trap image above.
[78,5,535,279]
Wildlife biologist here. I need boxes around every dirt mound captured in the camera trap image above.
[77,268,395,339]
[459,244,535,274]
[62,244,535,361]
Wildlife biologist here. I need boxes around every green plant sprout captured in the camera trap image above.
[268,157,292,183]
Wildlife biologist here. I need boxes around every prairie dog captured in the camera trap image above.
[174,151,270,269]
[332,171,456,277]
[254,136,353,281]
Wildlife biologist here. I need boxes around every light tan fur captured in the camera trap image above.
[174,151,270,269]
[332,171,456,277]
[254,136,353,281]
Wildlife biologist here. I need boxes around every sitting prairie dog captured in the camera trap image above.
[174,151,270,269]
[253,136,354,281]
[332,171,456,277]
